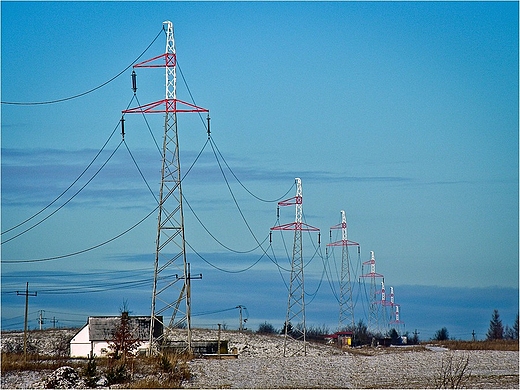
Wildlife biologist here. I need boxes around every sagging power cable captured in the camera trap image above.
[1,28,164,105]
[210,137,295,203]
[1,204,159,263]
[185,239,266,274]
[2,95,138,236]
[1,140,124,245]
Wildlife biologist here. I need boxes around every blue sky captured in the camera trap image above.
[1,1,518,339]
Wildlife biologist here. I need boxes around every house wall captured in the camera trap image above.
[72,339,151,358]
[69,316,155,358]
[70,325,91,358]
[92,341,110,357]
[92,341,151,357]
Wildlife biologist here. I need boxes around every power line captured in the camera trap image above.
[210,137,295,203]
[1,205,158,264]
[123,140,158,202]
[1,140,124,245]
[1,267,151,279]
[183,195,266,254]
[209,139,267,252]
[1,28,164,106]
[1,126,209,263]
[185,239,266,274]
[2,95,138,237]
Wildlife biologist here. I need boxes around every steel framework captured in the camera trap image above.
[359,251,384,334]
[388,286,405,331]
[327,210,359,331]
[270,178,319,356]
[122,21,208,354]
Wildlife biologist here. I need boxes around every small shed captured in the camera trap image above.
[70,315,163,358]
[325,331,353,347]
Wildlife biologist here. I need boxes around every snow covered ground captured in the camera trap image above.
[185,329,519,389]
[1,328,518,388]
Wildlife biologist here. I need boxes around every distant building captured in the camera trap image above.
[325,331,353,347]
[69,315,162,358]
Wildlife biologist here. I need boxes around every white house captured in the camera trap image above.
[69,315,163,358]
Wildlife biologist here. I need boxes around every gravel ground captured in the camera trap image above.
[2,329,518,388]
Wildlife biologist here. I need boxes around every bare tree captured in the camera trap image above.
[435,353,471,389]
[107,310,141,362]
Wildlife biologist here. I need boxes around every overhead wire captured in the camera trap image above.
[2,119,119,236]
[192,306,238,317]
[183,196,267,254]
[123,140,158,203]
[177,60,208,130]
[210,138,296,203]
[1,139,124,245]
[268,243,290,291]
[1,28,164,106]
[1,205,159,264]
[178,57,295,203]
[133,94,163,155]
[1,102,209,264]
[208,138,266,252]
[185,239,266,274]
[2,95,138,237]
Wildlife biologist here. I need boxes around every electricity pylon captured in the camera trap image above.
[359,251,384,334]
[122,21,208,354]
[327,210,359,331]
[388,286,405,332]
[270,178,320,356]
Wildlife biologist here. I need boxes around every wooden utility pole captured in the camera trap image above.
[17,282,37,362]
[217,323,221,359]
[51,317,58,328]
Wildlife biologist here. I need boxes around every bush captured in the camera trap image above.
[82,355,99,388]
[434,327,450,341]
[257,322,277,334]
[106,362,129,385]
[349,319,372,346]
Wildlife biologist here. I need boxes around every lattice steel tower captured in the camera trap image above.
[359,251,384,334]
[270,178,319,356]
[122,21,208,354]
[327,210,359,331]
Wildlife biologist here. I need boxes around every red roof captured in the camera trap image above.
[325,331,353,339]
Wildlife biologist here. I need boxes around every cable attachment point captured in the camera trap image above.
[206,113,211,139]
[131,70,137,94]
[120,116,125,140]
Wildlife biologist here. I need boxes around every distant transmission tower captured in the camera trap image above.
[359,251,384,334]
[388,286,405,332]
[376,280,390,334]
[122,21,209,354]
[327,210,359,331]
[270,178,320,356]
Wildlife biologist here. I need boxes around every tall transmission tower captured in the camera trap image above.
[270,178,320,357]
[122,21,209,354]
[375,280,390,334]
[359,251,384,334]
[327,210,359,331]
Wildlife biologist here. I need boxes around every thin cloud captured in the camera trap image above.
[2,146,414,210]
